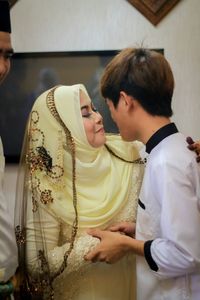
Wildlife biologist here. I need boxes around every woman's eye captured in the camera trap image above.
[82,113,92,118]
[82,109,92,118]
[81,104,97,118]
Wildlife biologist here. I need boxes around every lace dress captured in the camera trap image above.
[26,163,144,300]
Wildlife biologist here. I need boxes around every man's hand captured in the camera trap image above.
[84,229,133,264]
[186,137,200,162]
[85,228,145,264]
[108,221,136,237]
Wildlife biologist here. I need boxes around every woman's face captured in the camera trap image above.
[80,91,106,148]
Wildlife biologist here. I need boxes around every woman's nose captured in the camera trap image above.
[94,111,103,123]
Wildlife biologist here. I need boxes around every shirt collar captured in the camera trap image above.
[146,123,178,154]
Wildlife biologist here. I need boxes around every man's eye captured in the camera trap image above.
[5,52,13,59]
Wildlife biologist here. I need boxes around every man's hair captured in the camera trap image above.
[100,48,174,117]
[0,1,11,33]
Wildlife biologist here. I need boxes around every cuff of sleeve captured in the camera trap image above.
[144,240,158,272]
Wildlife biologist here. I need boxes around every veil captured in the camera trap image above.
[15,86,78,299]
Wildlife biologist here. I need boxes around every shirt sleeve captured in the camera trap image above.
[144,158,200,279]
[0,139,18,282]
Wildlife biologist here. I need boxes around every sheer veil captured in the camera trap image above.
[14,86,79,299]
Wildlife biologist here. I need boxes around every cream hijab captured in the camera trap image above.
[27,84,140,228]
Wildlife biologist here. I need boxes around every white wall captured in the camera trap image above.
[5,0,200,214]
[10,0,200,137]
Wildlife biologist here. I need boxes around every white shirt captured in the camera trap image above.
[136,124,200,300]
[0,138,18,282]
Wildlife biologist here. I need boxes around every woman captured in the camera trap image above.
[15,84,144,300]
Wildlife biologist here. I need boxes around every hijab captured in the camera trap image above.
[26,84,140,228]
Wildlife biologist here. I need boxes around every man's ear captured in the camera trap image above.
[119,91,135,112]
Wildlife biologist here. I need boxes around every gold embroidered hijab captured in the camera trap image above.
[27,84,140,227]
[15,84,141,298]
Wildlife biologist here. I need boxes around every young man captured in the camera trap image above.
[85,48,200,299]
[0,1,17,297]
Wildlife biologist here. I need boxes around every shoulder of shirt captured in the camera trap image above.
[150,133,197,168]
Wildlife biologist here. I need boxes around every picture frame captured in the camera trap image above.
[127,0,181,25]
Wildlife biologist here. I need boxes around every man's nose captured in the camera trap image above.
[0,56,8,74]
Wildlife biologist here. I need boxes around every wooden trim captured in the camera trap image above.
[9,0,18,8]
[127,0,181,25]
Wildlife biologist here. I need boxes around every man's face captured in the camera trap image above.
[0,31,13,85]
[106,97,136,141]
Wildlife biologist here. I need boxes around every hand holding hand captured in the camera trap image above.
[84,229,132,264]
[108,221,136,237]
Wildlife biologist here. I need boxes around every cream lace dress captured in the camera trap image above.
[26,162,144,300]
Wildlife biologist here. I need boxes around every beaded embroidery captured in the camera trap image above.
[24,87,79,299]
[26,109,65,211]
[15,225,26,244]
